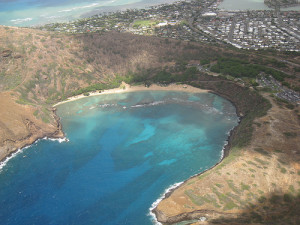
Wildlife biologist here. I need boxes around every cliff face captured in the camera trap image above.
[0,92,64,161]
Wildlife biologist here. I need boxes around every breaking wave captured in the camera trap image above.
[0,137,68,172]
[148,181,184,225]
[10,18,33,24]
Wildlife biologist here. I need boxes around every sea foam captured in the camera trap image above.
[0,146,31,172]
[148,181,184,225]
[43,137,69,143]
[58,3,100,13]
[0,137,68,172]
[131,101,165,108]
[10,18,32,24]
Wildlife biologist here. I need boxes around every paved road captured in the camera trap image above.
[228,18,236,42]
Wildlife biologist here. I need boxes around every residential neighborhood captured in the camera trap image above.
[41,0,300,52]
[195,10,300,51]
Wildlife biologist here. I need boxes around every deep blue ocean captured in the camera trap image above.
[0,91,238,225]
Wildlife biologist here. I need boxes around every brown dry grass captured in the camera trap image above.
[0,92,63,160]
[155,94,300,224]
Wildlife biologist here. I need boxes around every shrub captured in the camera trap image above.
[283,193,293,202]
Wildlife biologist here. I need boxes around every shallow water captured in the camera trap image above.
[0,0,177,27]
[0,91,238,225]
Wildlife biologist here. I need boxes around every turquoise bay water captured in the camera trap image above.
[0,91,238,225]
[0,0,177,27]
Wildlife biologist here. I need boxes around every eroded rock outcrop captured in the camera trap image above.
[0,92,64,161]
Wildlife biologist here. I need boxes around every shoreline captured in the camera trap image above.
[51,81,241,224]
[1,82,209,169]
[53,82,209,107]
[53,81,237,225]
[150,79,274,224]
[0,137,68,172]
[150,118,240,224]
[1,81,242,224]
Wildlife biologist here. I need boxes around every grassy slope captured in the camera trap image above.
[155,82,300,224]
[0,25,300,224]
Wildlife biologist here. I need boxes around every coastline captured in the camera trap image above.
[51,81,242,224]
[148,79,261,223]
[0,83,209,170]
[151,79,284,224]
[53,82,238,225]
[53,82,209,107]
[150,118,240,224]
[0,91,65,164]
[1,80,282,224]
[53,82,233,225]
[0,137,68,172]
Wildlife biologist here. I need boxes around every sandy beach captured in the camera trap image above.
[53,82,209,107]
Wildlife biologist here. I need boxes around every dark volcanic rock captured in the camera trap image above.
[1,50,12,57]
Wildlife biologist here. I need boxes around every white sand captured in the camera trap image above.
[53,82,209,107]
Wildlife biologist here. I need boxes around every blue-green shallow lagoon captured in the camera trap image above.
[0,91,238,225]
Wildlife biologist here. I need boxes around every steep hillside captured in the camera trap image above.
[0,25,300,224]
[0,26,219,105]
[0,92,63,160]
[0,25,253,161]
[0,26,218,160]
[154,94,300,225]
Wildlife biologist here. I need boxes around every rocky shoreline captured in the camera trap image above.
[0,80,274,224]
[151,94,243,224]
[0,83,208,165]
[0,106,64,164]
[151,79,272,224]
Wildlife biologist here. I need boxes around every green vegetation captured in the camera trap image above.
[258,195,266,203]
[270,195,281,204]
[215,183,223,188]
[70,75,130,97]
[212,187,238,210]
[253,148,270,156]
[131,65,271,158]
[210,57,287,81]
[283,193,293,202]
[249,168,256,173]
[33,110,39,117]
[289,185,295,193]
[280,167,287,173]
[283,132,297,138]
[265,58,287,68]
[200,59,210,65]
[226,180,240,194]
[0,71,22,91]
[241,183,250,191]
[254,158,269,166]
[133,20,159,28]
[232,97,271,148]
[247,160,259,167]
[184,190,205,206]
[131,66,198,85]
[223,201,238,210]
